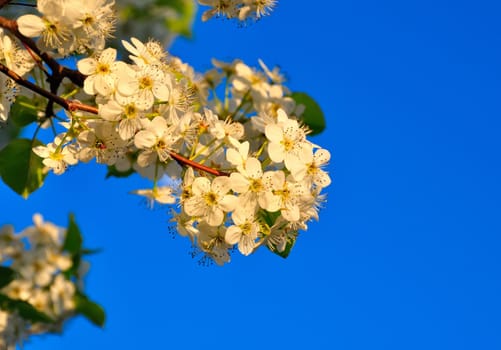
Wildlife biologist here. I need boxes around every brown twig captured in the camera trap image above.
[0,61,78,112]
[0,12,228,177]
[0,16,85,87]
[0,0,13,9]
[0,62,228,177]
[169,152,228,177]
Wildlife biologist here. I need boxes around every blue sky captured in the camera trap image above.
[2,0,501,349]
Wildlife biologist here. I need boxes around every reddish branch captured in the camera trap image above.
[169,153,228,177]
[0,16,85,87]
[0,62,228,177]
[0,62,84,112]
[0,14,228,177]
[0,0,12,9]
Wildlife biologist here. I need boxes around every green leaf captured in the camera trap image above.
[0,138,46,198]
[0,294,54,323]
[0,118,21,151]
[291,92,326,135]
[117,1,196,41]
[0,266,16,289]
[75,293,106,328]
[158,0,196,38]
[105,164,134,179]
[63,214,83,255]
[9,96,41,127]
[260,210,281,227]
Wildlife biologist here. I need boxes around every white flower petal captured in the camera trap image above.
[225,226,241,245]
[17,15,45,37]
[244,157,263,178]
[314,171,331,188]
[212,176,231,195]
[268,142,284,163]
[282,205,300,222]
[218,194,237,212]
[258,193,281,212]
[137,151,156,167]
[314,149,331,165]
[192,177,211,196]
[239,236,256,256]
[265,124,283,143]
[229,173,249,193]
[134,130,157,149]
[184,197,205,217]
[77,58,97,75]
[83,75,96,95]
[153,84,170,101]
[206,207,224,226]
[100,48,117,63]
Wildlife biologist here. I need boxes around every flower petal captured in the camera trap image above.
[225,226,241,245]
[17,15,45,38]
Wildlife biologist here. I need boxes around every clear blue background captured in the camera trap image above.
[2,0,501,349]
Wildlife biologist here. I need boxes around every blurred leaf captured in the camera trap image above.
[62,214,84,280]
[62,254,81,280]
[63,214,83,255]
[9,96,40,127]
[157,0,196,38]
[260,210,281,227]
[0,118,21,151]
[0,138,46,198]
[105,164,134,179]
[291,92,326,135]
[115,0,195,49]
[0,294,54,323]
[75,293,106,328]
[0,266,16,289]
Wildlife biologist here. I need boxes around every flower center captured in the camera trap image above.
[97,63,110,74]
[307,163,318,175]
[204,192,218,206]
[139,76,153,90]
[249,178,263,192]
[281,137,294,151]
[124,104,137,118]
[83,15,94,26]
[241,222,253,235]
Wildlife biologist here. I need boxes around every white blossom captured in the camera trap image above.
[78,48,124,96]
[225,205,261,255]
[184,176,237,226]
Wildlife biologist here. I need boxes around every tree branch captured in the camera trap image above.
[0,16,85,87]
[0,62,229,177]
[0,61,89,113]
[0,0,13,9]
[169,152,228,177]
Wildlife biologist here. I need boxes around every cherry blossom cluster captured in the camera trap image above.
[198,0,277,22]
[0,28,34,121]
[17,0,116,55]
[0,215,85,349]
[22,36,331,264]
[0,0,330,265]
[171,59,331,264]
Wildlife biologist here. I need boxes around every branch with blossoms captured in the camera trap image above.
[0,59,228,177]
[0,0,331,347]
[0,0,331,263]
